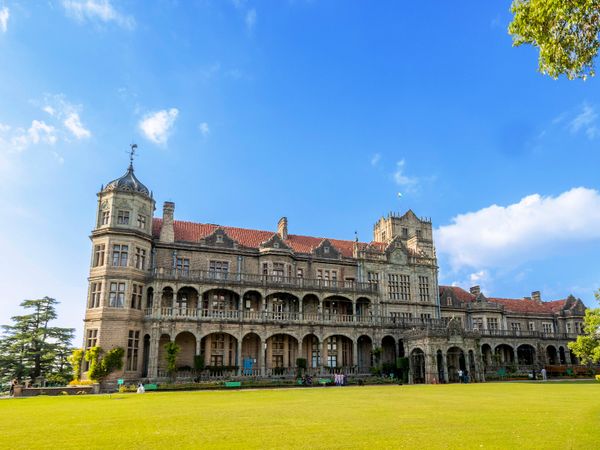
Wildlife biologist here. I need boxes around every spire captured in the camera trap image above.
[129,143,138,170]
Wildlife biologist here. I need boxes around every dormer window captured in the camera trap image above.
[324,246,330,254]
[273,242,280,249]
[216,234,224,243]
[402,227,408,237]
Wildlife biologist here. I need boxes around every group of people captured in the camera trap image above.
[333,373,346,386]
[457,369,470,383]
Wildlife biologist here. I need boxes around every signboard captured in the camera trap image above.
[117,379,124,385]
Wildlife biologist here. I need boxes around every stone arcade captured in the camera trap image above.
[82,161,587,384]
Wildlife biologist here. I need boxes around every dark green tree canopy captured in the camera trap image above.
[0,297,74,384]
[509,0,600,79]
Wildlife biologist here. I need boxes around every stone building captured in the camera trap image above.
[82,162,587,383]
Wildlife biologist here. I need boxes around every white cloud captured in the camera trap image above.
[0,7,9,33]
[568,104,598,139]
[393,159,418,190]
[437,187,600,271]
[199,122,210,137]
[245,8,256,31]
[370,153,381,166]
[139,108,179,145]
[62,0,135,29]
[42,94,91,139]
[8,120,57,151]
[64,112,91,139]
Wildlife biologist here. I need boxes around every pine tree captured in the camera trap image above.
[0,297,75,384]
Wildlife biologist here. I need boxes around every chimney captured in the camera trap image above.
[160,201,175,243]
[470,285,481,296]
[531,291,542,304]
[278,217,288,240]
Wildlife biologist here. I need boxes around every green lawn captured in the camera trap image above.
[1,383,599,449]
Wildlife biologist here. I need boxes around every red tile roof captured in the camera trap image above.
[152,218,380,258]
[439,285,569,314]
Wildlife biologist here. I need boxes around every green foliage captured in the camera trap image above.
[0,297,75,385]
[85,346,124,382]
[568,293,600,363]
[296,358,307,369]
[193,354,204,370]
[164,342,180,375]
[119,384,138,393]
[508,0,600,79]
[68,348,84,382]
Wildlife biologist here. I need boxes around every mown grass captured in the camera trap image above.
[1,383,599,449]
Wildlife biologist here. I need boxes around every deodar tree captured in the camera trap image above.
[508,0,600,79]
[0,297,75,384]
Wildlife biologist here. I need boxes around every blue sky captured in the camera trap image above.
[1,1,599,343]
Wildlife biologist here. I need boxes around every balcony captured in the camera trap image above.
[477,329,580,340]
[144,307,447,328]
[149,268,378,295]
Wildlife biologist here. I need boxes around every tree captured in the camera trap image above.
[164,341,180,381]
[508,0,600,79]
[568,290,600,364]
[0,297,75,384]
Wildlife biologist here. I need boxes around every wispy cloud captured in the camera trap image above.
[62,0,135,30]
[393,159,418,191]
[370,153,381,167]
[245,8,257,31]
[139,108,179,145]
[0,7,9,33]
[199,122,210,137]
[568,104,598,139]
[42,94,91,140]
[3,120,58,152]
[436,187,600,271]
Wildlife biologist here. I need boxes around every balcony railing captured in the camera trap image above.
[477,329,579,340]
[150,268,378,295]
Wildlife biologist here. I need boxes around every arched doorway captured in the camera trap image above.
[175,332,197,370]
[161,287,174,309]
[141,334,150,377]
[146,288,154,309]
[559,346,566,364]
[324,335,353,370]
[241,333,261,375]
[301,334,320,369]
[381,336,396,366]
[447,346,466,382]
[410,348,426,384]
[357,335,372,372]
[202,289,240,318]
[546,345,558,364]
[201,333,238,367]
[176,287,199,315]
[302,294,319,320]
[265,293,299,320]
[323,296,353,322]
[495,344,515,364]
[481,344,493,368]
[517,344,536,366]
[356,297,371,322]
[436,350,445,383]
[157,333,171,374]
[266,334,298,373]
[242,290,262,316]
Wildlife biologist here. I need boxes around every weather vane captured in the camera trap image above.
[129,143,138,166]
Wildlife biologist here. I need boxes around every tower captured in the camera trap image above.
[82,147,155,380]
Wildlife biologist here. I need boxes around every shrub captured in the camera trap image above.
[68,348,85,382]
[119,384,137,393]
[595,375,600,382]
[194,355,205,370]
[164,342,180,378]
[68,379,95,386]
[85,346,125,382]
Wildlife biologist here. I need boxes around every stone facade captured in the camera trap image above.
[81,163,587,383]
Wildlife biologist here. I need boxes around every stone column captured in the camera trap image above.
[258,337,265,376]
[237,338,243,376]
[352,339,358,369]
[147,329,160,379]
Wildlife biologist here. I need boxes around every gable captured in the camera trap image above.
[312,239,341,259]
